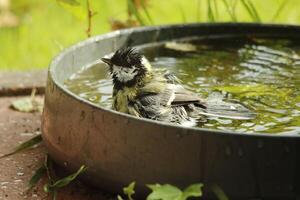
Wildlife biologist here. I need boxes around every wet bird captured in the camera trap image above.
[101,47,255,127]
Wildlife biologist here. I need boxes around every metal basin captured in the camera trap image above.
[42,23,300,199]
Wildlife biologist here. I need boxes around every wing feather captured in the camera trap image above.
[136,75,255,121]
[139,82,206,107]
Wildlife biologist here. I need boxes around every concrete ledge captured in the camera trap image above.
[0,70,47,96]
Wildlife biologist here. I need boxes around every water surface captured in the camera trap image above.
[65,37,300,135]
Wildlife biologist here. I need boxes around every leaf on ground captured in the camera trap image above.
[123,181,136,200]
[211,184,229,200]
[165,42,197,52]
[28,164,47,189]
[11,97,43,113]
[182,183,203,199]
[44,165,87,192]
[0,134,42,159]
[147,184,182,200]
[146,183,202,200]
[117,195,124,200]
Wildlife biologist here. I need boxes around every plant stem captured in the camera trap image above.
[86,0,92,38]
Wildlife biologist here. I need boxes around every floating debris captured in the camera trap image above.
[165,42,197,52]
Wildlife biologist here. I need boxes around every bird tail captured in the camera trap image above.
[196,100,256,120]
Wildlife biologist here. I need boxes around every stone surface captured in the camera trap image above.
[0,70,47,96]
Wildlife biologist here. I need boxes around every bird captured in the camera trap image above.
[101,47,255,127]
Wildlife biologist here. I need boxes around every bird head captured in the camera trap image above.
[101,47,152,85]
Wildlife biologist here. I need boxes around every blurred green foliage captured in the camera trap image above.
[0,0,300,70]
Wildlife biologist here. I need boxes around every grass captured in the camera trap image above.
[1,0,300,70]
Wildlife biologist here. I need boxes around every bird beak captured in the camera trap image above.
[101,58,112,66]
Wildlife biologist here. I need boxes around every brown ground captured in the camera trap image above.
[0,71,113,200]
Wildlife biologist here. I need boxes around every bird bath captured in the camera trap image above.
[42,23,300,199]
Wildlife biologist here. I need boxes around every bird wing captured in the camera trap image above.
[137,79,255,120]
[170,85,206,107]
[168,86,256,120]
[140,82,206,107]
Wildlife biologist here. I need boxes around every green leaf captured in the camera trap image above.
[140,0,154,24]
[182,184,203,199]
[123,181,136,200]
[212,0,219,20]
[11,97,43,113]
[44,165,87,191]
[147,183,203,200]
[207,0,215,22]
[117,195,124,200]
[211,184,229,200]
[44,154,55,183]
[11,89,43,113]
[28,164,47,189]
[247,1,261,22]
[44,184,51,193]
[221,0,237,21]
[0,134,42,159]
[127,0,145,25]
[240,0,261,22]
[272,0,290,21]
[52,191,58,200]
[147,184,182,200]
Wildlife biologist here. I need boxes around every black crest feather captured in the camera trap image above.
[110,47,142,67]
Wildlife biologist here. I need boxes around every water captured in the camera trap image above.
[65,36,300,135]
